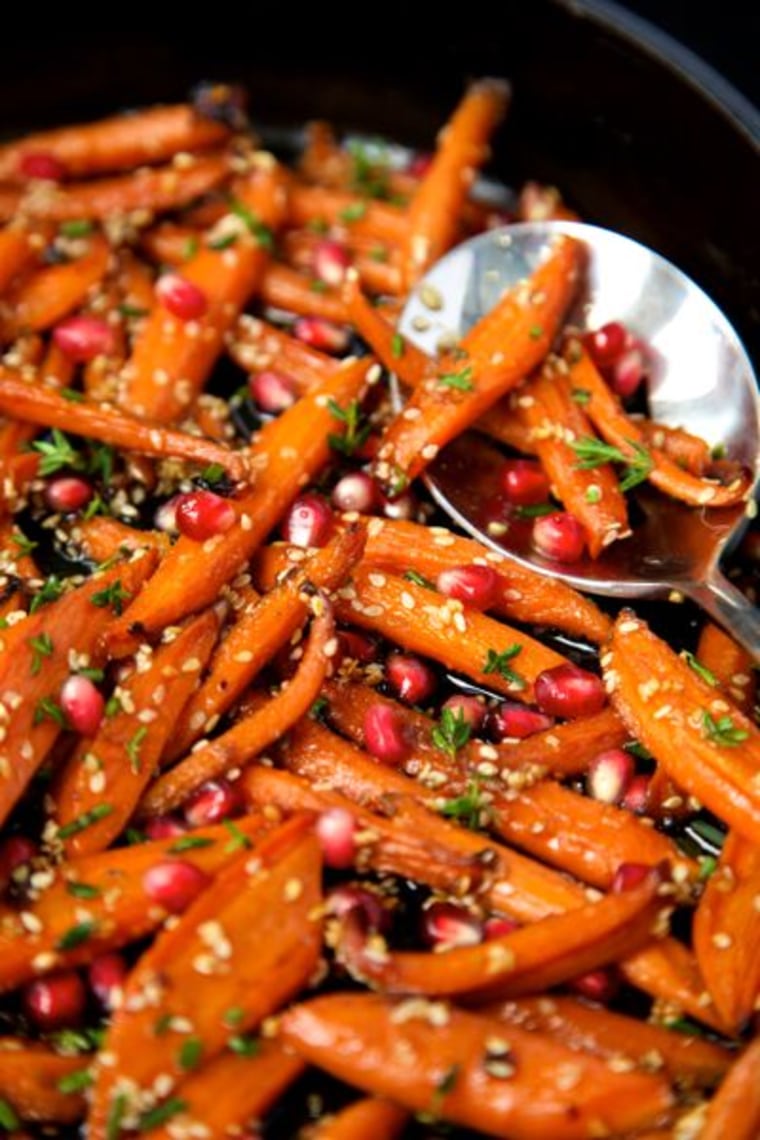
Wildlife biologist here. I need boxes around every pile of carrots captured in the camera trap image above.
[0,78,757,1139]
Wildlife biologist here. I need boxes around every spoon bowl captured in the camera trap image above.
[396,222,760,654]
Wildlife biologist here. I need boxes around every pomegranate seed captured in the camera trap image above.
[363,702,408,765]
[175,490,235,541]
[612,862,652,893]
[154,495,180,533]
[53,315,115,362]
[88,952,128,1009]
[408,152,433,178]
[315,808,357,869]
[421,901,483,949]
[23,972,86,1030]
[183,779,243,827]
[436,564,500,610]
[488,701,554,740]
[441,694,485,733]
[293,316,349,354]
[44,475,93,513]
[501,460,551,506]
[143,815,187,841]
[584,321,627,367]
[0,835,37,891]
[142,860,210,912]
[19,151,67,180]
[325,884,390,933]
[313,239,350,287]
[533,511,586,563]
[336,629,377,664]
[59,674,104,736]
[611,346,647,399]
[484,915,520,939]
[535,663,606,719]
[587,748,635,804]
[622,774,651,814]
[380,491,417,520]
[386,654,437,705]
[155,273,208,320]
[249,369,297,413]
[570,968,619,1003]
[281,494,333,548]
[331,471,377,514]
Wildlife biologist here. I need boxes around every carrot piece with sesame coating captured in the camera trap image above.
[306,1097,408,1139]
[696,621,756,714]
[228,313,337,391]
[74,516,169,561]
[700,1035,760,1140]
[288,183,408,245]
[261,262,349,322]
[0,221,51,295]
[0,1040,89,1124]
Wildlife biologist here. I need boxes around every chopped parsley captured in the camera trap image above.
[56,921,97,951]
[571,387,591,405]
[61,386,85,402]
[91,579,130,615]
[29,632,54,675]
[178,1038,203,1071]
[431,706,471,760]
[137,1098,188,1131]
[223,820,252,852]
[528,325,544,340]
[57,1067,94,1093]
[697,855,718,881]
[0,1098,20,1129]
[438,365,474,392]
[59,219,94,238]
[228,1033,259,1056]
[513,502,555,519]
[200,462,226,485]
[208,232,238,251]
[571,436,653,493]
[66,881,101,899]
[11,531,38,556]
[58,803,114,839]
[223,1006,245,1028]
[483,645,525,689]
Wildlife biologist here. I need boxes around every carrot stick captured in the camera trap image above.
[606,610,760,844]
[696,621,756,714]
[402,78,510,285]
[73,515,169,562]
[0,340,75,468]
[229,312,337,390]
[332,564,567,702]
[0,551,157,828]
[288,183,408,245]
[373,235,581,494]
[0,233,110,341]
[342,268,429,383]
[104,355,374,655]
[639,419,709,475]
[0,373,248,478]
[168,526,364,759]
[0,104,230,181]
[261,261,349,322]
[119,163,288,423]
[285,229,403,296]
[280,993,674,1139]
[492,996,729,1089]
[138,599,335,816]
[87,818,322,1139]
[0,221,48,295]
[139,1042,305,1140]
[306,1097,408,1139]
[140,220,199,266]
[0,814,271,991]
[700,1035,760,1140]
[336,864,669,1000]
[53,606,221,855]
[567,344,753,507]
[0,1039,88,1124]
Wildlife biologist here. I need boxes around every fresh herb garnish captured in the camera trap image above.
[432,706,471,760]
[404,569,434,589]
[697,855,718,881]
[309,277,328,293]
[58,803,114,839]
[30,574,65,614]
[228,1033,259,1056]
[59,219,94,238]
[200,462,226,486]
[483,645,525,689]
[33,696,67,727]
[391,332,405,359]
[339,201,368,223]
[223,820,252,852]
[137,1098,188,1131]
[663,1016,706,1038]
[178,1038,203,1071]
[50,1027,103,1054]
[66,881,101,899]
[438,365,474,392]
[182,235,199,261]
[11,531,38,556]
[571,436,653,493]
[208,232,238,251]
[428,1063,461,1117]
[570,387,591,405]
[229,198,274,249]
[347,138,391,199]
[701,710,749,747]
[0,1098,20,1129]
[61,386,85,402]
[513,502,555,519]
[386,465,409,497]
[584,485,602,504]
[118,302,150,319]
[107,1093,128,1140]
[307,217,329,235]
[57,1067,94,1093]
[29,632,54,675]
[91,579,130,615]
[169,835,215,853]
[32,428,82,476]
[624,740,653,761]
[126,726,148,773]
[689,818,726,852]
[327,398,371,456]
[105,694,122,717]
[57,921,97,951]
[682,651,718,687]
[223,1006,245,1028]
[439,782,489,829]
[528,325,544,340]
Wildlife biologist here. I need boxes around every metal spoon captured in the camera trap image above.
[396,221,760,656]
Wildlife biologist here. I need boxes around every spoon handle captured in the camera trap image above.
[685,571,760,660]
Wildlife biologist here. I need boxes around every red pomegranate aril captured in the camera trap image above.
[325,884,389,934]
[155,273,208,321]
[380,490,417,520]
[488,701,554,741]
[88,952,128,1009]
[175,490,236,542]
[143,815,187,841]
[249,369,297,413]
[587,748,635,804]
[336,629,377,665]
[363,702,408,765]
[570,968,619,1004]
[23,972,86,1030]
[484,915,520,940]
[44,475,93,514]
[622,774,651,814]
[441,693,485,733]
[533,511,586,563]
[53,315,116,362]
[316,807,357,870]
[59,674,104,736]
[422,901,483,949]
[386,653,437,706]
[408,152,433,178]
[281,494,334,548]
[611,345,647,399]
[142,860,211,912]
[534,663,606,719]
[584,321,627,367]
[19,151,67,181]
[331,471,378,514]
[0,835,37,890]
[183,779,243,827]
[313,238,350,287]
[612,862,652,894]
[501,460,551,506]
[293,316,349,354]
[436,564,500,610]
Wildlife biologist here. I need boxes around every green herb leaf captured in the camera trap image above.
[58,803,114,839]
[431,706,472,760]
[208,232,238,251]
[107,1092,128,1140]
[119,302,149,318]
[32,428,83,476]
[327,398,371,457]
[309,695,329,721]
[76,666,105,682]
[87,442,115,483]
[584,485,602,504]
[309,277,328,293]
[528,325,544,340]
[682,651,718,687]
[513,502,555,519]
[169,835,215,853]
[570,388,591,405]
[61,386,86,402]
[623,740,653,761]
[178,1038,203,1071]
[57,1066,94,1093]
[105,694,122,717]
[59,220,94,238]
[391,332,405,359]
[201,462,226,485]
[29,632,54,675]
[483,645,525,689]
[223,820,252,852]
[11,531,38,556]
[306,217,329,235]
[339,201,368,223]
[438,365,474,392]
[697,855,718,881]
[229,198,274,250]
[50,1027,103,1055]
[183,235,199,260]
[571,435,653,493]
[138,1097,188,1131]
[701,710,749,747]
[223,1006,245,1028]
[57,920,97,951]
[439,781,489,829]
[30,574,65,614]
[228,1033,259,1056]
[346,139,391,200]
[126,726,148,773]
[663,1016,706,1038]
[403,569,434,589]
[0,1097,20,1129]
[33,695,68,727]
[66,881,101,899]
[386,465,409,497]
[428,1062,461,1117]
[91,579,130,615]
[153,1013,174,1036]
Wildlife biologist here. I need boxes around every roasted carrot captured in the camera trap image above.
[696,621,756,714]
[285,228,403,295]
[261,261,349,322]
[73,515,169,562]
[288,183,408,245]
[229,312,337,390]
[342,267,430,384]
[0,221,49,296]
[140,219,199,266]
[87,818,322,1138]
[700,1035,760,1140]
[0,1039,88,1124]
[606,610,760,844]
[281,994,674,1139]
[305,1097,408,1139]
[639,418,710,475]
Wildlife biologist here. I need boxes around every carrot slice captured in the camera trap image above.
[261,261,349,322]
[288,183,408,245]
[0,1039,88,1124]
[73,516,169,562]
[53,606,221,855]
[139,599,335,815]
[0,551,157,827]
[337,864,669,1000]
[0,814,271,991]
[229,312,337,391]
[306,1097,408,1139]
[87,818,322,1138]
[0,221,48,295]
[606,610,760,844]
[696,621,756,714]
[342,268,429,383]
[373,234,581,494]
[280,993,674,1139]
[402,78,510,285]
[639,419,709,476]
[700,1035,760,1140]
